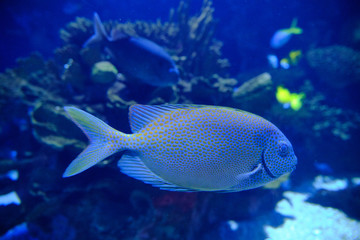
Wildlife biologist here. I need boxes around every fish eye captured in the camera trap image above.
[278,142,289,157]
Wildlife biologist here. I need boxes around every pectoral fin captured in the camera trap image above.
[235,163,262,182]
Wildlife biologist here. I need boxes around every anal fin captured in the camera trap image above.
[118,154,195,192]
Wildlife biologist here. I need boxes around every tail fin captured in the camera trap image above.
[83,12,110,47]
[289,18,303,34]
[63,107,125,177]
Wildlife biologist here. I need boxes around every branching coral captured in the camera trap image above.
[30,103,86,151]
[62,0,230,79]
[0,52,65,107]
[306,45,360,88]
[59,17,93,46]
[171,0,230,77]
[232,72,273,113]
[268,80,360,141]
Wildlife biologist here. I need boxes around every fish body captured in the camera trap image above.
[63,105,297,192]
[267,54,279,68]
[270,18,303,49]
[85,13,179,86]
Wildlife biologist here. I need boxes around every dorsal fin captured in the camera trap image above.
[128,104,197,133]
[83,12,110,47]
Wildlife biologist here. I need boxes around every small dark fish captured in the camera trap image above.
[84,13,179,86]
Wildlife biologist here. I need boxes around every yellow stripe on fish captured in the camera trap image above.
[63,104,297,192]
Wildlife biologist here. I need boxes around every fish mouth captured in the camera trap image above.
[261,150,276,179]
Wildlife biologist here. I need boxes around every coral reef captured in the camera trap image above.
[61,58,87,91]
[267,80,360,141]
[1,0,360,239]
[0,53,65,107]
[308,177,360,220]
[198,175,360,240]
[60,0,230,79]
[91,61,118,84]
[0,2,243,239]
[264,191,360,240]
[312,175,348,191]
[306,45,360,88]
[340,16,360,50]
[30,103,86,151]
[177,75,237,105]
[59,17,93,46]
[232,72,273,113]
[171,0,231,77]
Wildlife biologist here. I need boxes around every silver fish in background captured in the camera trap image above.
[63,104,297,192]
[84,13,180,86]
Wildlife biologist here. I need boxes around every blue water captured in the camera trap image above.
[0,0,360,239]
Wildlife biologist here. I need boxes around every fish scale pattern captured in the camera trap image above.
[64,105,297,192]
[123,105,293,191]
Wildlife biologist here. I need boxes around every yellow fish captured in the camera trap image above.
[276,86,305,111]
[289,50,302,65]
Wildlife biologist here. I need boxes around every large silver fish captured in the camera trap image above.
[84,13,179,86]
[63,105,297,192]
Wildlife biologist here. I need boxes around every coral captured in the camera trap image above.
[30,103,86,151]
[3,1,360,240]
[61,58,87,91]
[264,191,360,240]
[340,16,360,49]
[308,179,360,220]
[59,17,93,46]
[311,104,360,141]
[268,80,360,141]
[306,45,360,88]
[54,44,81,66]
[106,81,138,109]
[45,0,233,108]
[265,79,360,176]
[0,53,66,107]
[232,72,273,113]
[0,53,73,167]
[172,0,230,77]
[312,175,348,191]
[177,75,237,105]
[91,61,118,84]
